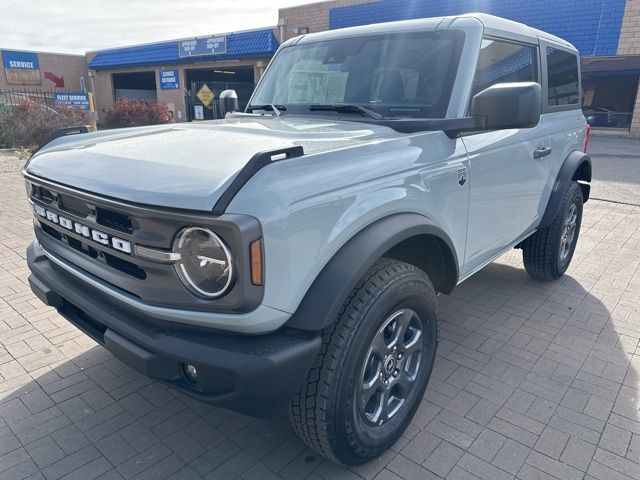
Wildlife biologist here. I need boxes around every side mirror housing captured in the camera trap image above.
[470,82,541,130]
[220,89,239,117]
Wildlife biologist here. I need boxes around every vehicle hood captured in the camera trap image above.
[26,116,398,211]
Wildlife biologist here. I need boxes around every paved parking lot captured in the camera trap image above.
[1,141,640,480]
[587,136,640,205]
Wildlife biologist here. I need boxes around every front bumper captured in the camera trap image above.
[27,242,321,417]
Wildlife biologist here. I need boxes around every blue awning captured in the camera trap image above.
[89,28,279,70]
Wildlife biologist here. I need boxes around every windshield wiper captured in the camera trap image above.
[308,104,384,120]
[246,104,286,116]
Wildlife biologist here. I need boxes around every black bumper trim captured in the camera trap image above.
[27,242,321,417]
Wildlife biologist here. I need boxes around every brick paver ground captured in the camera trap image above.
[1,151,640,480]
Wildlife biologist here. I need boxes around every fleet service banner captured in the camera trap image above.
[2,50,41,85]
[53,92,90,110]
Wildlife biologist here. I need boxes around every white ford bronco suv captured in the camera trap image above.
[24,13,590,465]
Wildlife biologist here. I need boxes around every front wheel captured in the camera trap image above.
[522,181,583,281]
[288,258,438,465]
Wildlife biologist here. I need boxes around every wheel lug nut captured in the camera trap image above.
[393,370,399,378]
[397,353,403,360]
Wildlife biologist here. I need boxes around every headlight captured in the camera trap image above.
[174,227,234,298]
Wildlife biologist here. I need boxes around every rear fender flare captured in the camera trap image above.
[539,151,591,229]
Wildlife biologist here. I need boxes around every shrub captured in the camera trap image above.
[0,99,91,149]
[103,99,170,129]
[0,103,10,148]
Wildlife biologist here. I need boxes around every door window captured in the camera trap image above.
[471,39,538,97]
[546,47,580,106]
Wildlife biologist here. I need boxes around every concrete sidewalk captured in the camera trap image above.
[588,135,640,157]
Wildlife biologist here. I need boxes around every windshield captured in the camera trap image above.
[249,30,465,119]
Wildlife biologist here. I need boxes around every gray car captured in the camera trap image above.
[24,13,590,465]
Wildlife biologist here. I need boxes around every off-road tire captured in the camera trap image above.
[288,258,439,465]
[522,181,583,281]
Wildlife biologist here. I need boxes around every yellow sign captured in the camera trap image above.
[196,84,215,107]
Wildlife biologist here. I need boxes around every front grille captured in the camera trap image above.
[103,252,146,280]
[38,208,146,279]
[32,184,134,234]
[66,236,99,259]
[41,223,62,240]
[96,207,133,234]
[26,175,262,313]
[59,193,92,217]
[33,185,55,203]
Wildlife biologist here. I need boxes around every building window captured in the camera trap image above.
[472,39,537,97]
[547,47,579,106]
[581,56,640,129]
[112,71,157,102]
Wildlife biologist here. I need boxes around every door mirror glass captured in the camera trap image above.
[470,82,541,130]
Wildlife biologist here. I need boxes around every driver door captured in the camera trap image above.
[461,38,551,277]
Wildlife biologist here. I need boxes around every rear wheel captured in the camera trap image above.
[522,181,583,280]
[288,258,438,465]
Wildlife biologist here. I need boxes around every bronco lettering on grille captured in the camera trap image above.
[34,204,132,254]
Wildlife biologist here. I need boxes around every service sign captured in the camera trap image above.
[160,69,179,89]
[53,92,90,110]
[2,50,41,85]
[179,36,227,57]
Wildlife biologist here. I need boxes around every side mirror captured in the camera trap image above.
[219,90,239,117]
[470,82,541,130]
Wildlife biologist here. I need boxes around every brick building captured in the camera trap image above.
[0,49,88,92]
[619,0,640,136]
[3,1,640,135]
[86,28,279,122]
[279,0,640,136]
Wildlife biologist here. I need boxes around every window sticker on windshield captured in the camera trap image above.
[326,73,348,103]
[289,70,329,103]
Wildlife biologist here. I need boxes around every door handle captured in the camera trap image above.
[534,147,552,158]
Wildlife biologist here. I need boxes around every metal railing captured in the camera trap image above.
[0,88,72,110]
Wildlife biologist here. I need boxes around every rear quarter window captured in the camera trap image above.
[546,47,580,106]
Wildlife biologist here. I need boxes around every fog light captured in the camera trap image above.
[183,364,198,382]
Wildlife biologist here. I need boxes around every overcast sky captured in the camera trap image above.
[0,0,307,54]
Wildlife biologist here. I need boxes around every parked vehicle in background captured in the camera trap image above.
[582,104,629,127]
[23,13,590,465]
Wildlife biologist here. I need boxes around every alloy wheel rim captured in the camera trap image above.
[357,309,424,426]
[560,203,578,262]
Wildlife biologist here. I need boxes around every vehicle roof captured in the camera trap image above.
[292,12,576,52]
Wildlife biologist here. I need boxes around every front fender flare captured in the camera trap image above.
[286,213,458,331]
[539,151,591,229]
